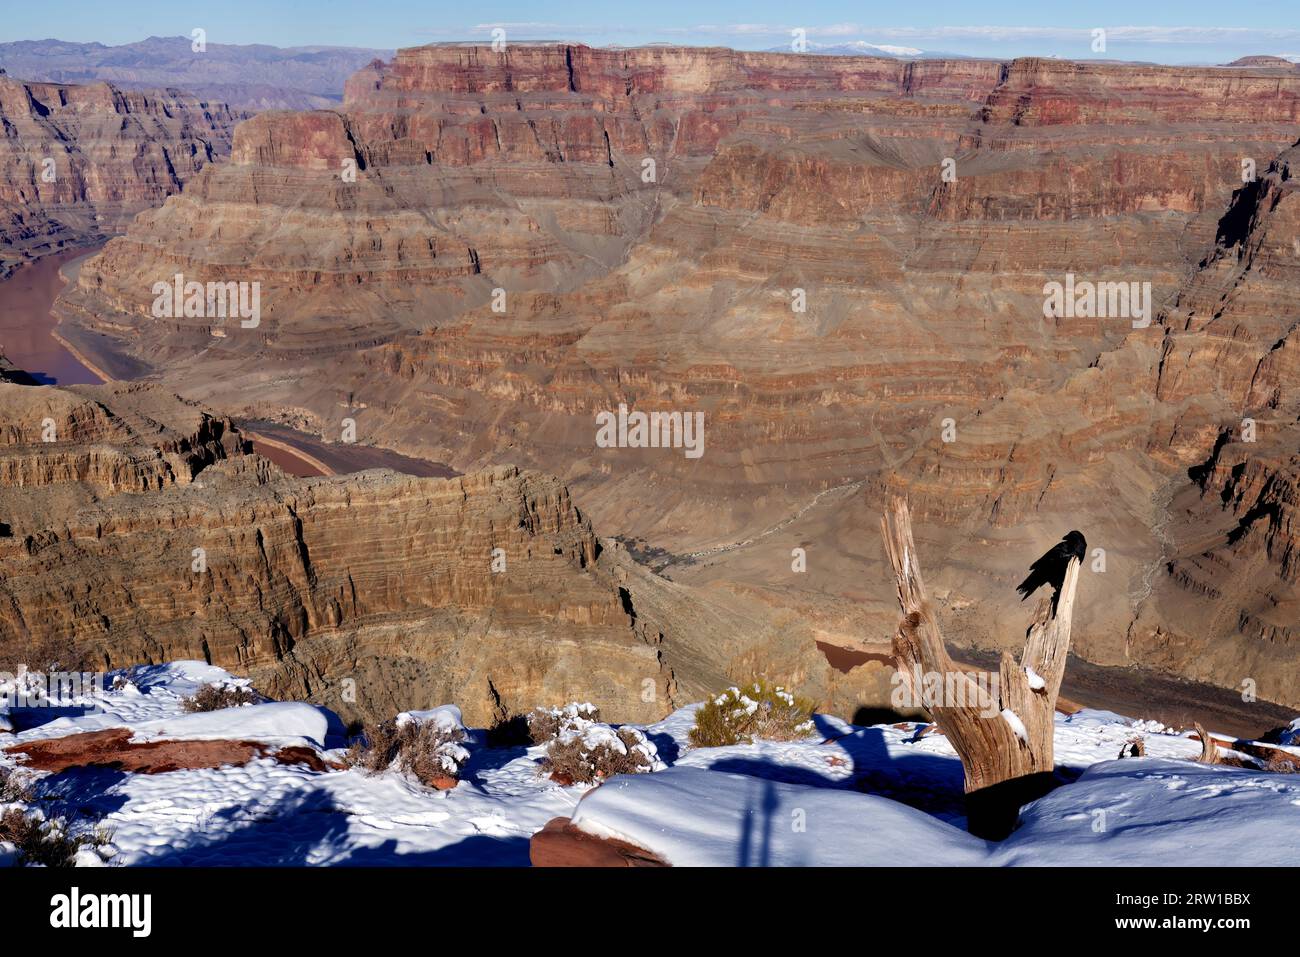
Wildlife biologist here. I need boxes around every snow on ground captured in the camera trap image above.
[5,662,267,745]
[70,752,575,866]
[571,767,988,866]
[569,752,1300,866]
[125,703,328,747]
[997,760,1300,866]
[395,704,464,733]
[1,660,1297,866]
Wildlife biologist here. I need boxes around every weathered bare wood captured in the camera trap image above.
[1231,739,1300,772]
[882,498,1081,825]
[1119,736,1146,758]
[1193,723,1221,765]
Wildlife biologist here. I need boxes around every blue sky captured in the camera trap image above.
[5,0,1300,63]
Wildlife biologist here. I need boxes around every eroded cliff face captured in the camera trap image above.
[0,381,877,724]
[1120,142,1300,697]
[0,75,238,276]
[49,44,1300,706]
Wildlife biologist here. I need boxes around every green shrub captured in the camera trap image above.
[688,680,816,748]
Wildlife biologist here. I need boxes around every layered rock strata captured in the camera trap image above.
[51,44,1300,706]
[0,380,877,724]
[0,74,237,277]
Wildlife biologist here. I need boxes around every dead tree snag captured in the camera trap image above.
[881,498,1081,839]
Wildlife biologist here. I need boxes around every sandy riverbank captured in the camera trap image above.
[241,431,333,477]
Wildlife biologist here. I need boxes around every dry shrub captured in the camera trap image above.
[182,683,260,713]
[541,708,660,785]
[688,680,816,748]
[0,766,34,803]
[0,635,85,690]
[346,716,469,788]
[527,703,600,744]
[0,808,111,867]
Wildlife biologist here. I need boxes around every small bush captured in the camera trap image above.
[346,715,469,788]
[0,766,34,803]
[527,703,600,744]
[0,808,111,867]
[182,683,260,713]
[688,680,816,748]
[541,708,660,785]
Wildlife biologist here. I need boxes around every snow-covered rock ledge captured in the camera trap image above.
[3,660,1298,867]
[565,766,988,866]
[554,758,1300,867]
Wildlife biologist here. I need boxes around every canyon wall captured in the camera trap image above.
[0,73,238,277]
[50,44,1300,707]
[0,381,877,724]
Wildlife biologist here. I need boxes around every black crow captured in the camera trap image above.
[1016,531,1087,604]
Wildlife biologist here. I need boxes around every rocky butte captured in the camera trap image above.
[45,44,1300,711]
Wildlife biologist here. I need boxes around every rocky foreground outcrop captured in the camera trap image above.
[0,73,237,277]
[3,727,334,774]
[529,817,668,866]
[0,381,883,724]
[49,44,1300,707]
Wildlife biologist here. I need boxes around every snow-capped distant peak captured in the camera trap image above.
[843,42,924,57]
[765,41,931,58]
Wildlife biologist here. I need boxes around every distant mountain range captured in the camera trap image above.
[0,36,392,111]
[763,41,971,59]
